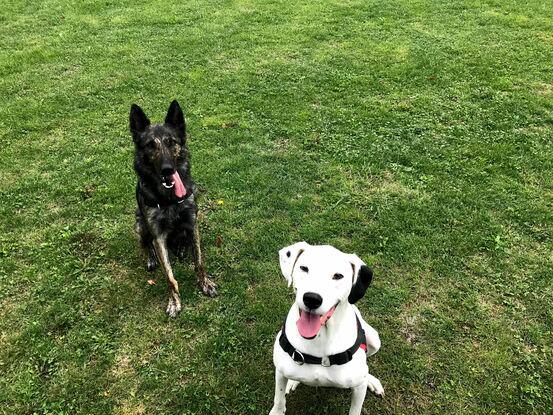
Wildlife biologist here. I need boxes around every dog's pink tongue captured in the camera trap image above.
[172,172,186,198]
[296,310,323,339]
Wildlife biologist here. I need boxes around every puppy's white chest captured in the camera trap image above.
[273,336,368,388]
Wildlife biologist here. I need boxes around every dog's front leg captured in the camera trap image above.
[152,236,181,317]
[349,379,369,415]
[269,370,288,415]
[192,222,217,297]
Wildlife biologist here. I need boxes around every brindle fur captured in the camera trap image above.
[130,100,217,317]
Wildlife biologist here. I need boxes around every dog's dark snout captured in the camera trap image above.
[161,164,174,177]
[303,292,323,310]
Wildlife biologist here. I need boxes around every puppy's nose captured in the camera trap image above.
[161,165,174,177]
[303,292,323,310]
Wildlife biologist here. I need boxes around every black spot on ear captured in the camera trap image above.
[348,265,373,304]
[286,251,291,258]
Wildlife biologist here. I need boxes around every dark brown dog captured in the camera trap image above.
[130,100,217,317]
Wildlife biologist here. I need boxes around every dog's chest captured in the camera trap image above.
[144,199,196,234]
[273,337,368,389]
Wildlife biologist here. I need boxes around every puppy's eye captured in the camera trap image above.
[300,266,309,273]
[333,273,344,280]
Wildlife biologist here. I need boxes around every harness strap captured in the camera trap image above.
[138,181,188,209]
[279,313,367,366]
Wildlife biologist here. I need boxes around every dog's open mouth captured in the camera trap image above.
[161,172,187,198]
[296,304,337,339]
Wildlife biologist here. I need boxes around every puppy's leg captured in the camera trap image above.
[363,324,381,357]
[349,379,368,415]
[269,370,288,415]
[152,236,181,317]
[285,380,300,395]
[192,222,217,297]
[366,373,384,397]
[135,209,158,271]
[354,308,381,357]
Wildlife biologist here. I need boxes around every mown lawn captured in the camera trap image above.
[0,0,551,414]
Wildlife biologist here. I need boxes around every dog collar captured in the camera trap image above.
[279,314,367,366]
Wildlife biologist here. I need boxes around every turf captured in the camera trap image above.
[0,0,552,414]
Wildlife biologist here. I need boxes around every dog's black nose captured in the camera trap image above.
[161,165,174,177]
[303,292,323,310]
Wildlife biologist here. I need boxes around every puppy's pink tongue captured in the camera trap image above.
[172,172,186,198]
[296,310,322,339]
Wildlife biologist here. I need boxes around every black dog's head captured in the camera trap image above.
[130,100,187,187]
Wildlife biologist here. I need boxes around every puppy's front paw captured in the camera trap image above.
[166,294,182,318]
[269,406,285,415]
[176,245,188,261]
[285,380,300,394]
[199,278,218,297]
[146,256,159,272]
[367,375,384,397]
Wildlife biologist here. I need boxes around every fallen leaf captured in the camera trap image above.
[216,199,224,205]
[147,279,156,286]
[215,235,223,248]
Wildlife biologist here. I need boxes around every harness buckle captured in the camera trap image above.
[321,356,330,367]
[292,350,305,365]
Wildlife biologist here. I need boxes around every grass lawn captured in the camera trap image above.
[1,0,552,413]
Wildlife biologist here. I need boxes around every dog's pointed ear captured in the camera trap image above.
[279,241,309,287]
[348,254,373,304]
[165,100,185,141]
[130,104,150,140]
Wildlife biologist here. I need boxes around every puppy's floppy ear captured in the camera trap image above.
[129,104,150,140]
[347,254,373,304]
[165,100,186,141]
[278,241,309,287]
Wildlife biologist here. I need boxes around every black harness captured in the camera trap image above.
[279,314,367,366]
[137,181,190,210]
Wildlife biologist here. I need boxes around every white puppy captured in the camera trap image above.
[269,242,384,415]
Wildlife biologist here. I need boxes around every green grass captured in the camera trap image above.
[1,0,552,413]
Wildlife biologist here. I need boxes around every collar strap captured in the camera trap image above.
[279,313,367,366]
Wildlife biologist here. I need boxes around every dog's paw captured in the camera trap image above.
[367,374,384,397]
[166,295,182,318]
[268,406,285,415]
[146,257,159,272]
[285,380,300,395]
[199,278,218,297]
[176,245,188,261]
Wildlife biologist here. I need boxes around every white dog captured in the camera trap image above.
[269,242,384,415]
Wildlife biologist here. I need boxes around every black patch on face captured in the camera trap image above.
[300,265,309,273]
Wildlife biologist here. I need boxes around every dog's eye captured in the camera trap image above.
[300,266,309,273]
[333,273,344,280]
